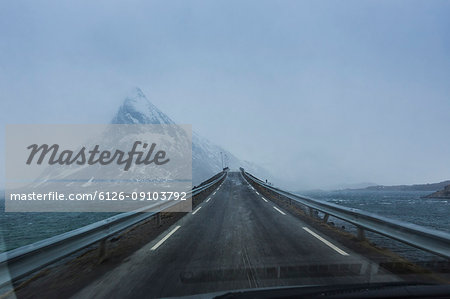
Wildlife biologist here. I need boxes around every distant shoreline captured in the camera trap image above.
[342,180,450,192]
[421,184,450,199]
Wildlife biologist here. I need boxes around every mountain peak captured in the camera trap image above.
[110,87,270,184]
[112,88,174,125]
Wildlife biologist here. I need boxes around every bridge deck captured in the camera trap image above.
[74,172,399,298]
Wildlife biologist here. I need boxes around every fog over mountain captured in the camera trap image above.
[112,88,271,185]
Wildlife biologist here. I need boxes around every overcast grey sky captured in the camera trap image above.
[1,0,449,189]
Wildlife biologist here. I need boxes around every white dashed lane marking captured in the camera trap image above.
[302,227,349,256]
[192,206,202,215]
[151,226,181,251]
[273,206,286,215]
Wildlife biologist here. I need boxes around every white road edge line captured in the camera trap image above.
[273,206,286,215]
[151,226,181,251]
[206,197,211,203]
[302,227,349,256]
[192,206,202,215]
[261,197,268,202]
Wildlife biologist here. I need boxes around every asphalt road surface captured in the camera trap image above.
[73,172,399,298]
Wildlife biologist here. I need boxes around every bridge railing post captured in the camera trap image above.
[98,238,107,264]
[357,227,366,241]
[157,212,161,226]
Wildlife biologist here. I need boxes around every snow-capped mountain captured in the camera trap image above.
[112,88,175,125]
[7,88,269,212]
[112,88,269,185]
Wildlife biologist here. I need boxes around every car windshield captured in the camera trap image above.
[0,1,449,298]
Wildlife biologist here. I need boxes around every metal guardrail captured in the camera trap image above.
[0,171,227,288]
[241,168,450,259]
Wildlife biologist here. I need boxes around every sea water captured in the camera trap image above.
[300,190,450,261]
